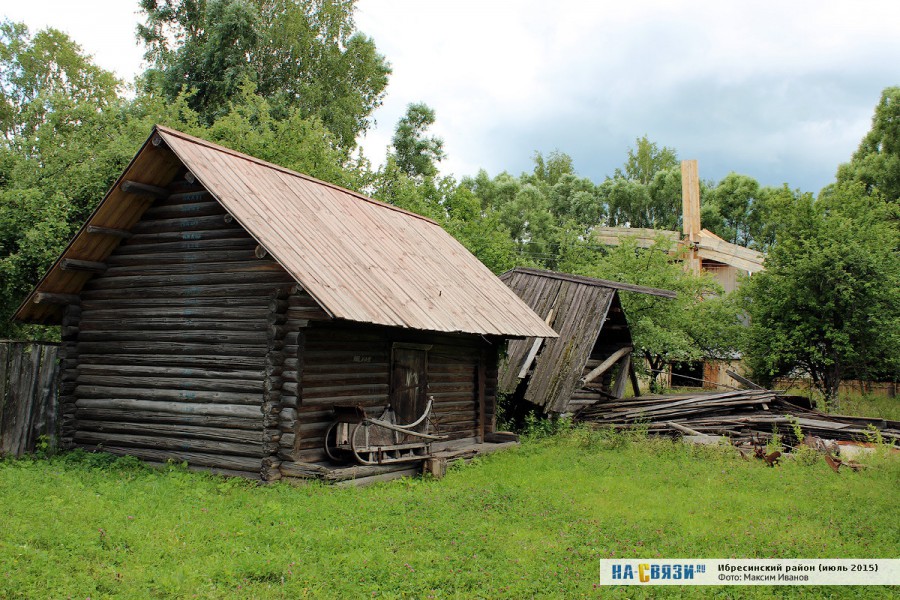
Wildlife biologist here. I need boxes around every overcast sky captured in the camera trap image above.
[4,1,898,193]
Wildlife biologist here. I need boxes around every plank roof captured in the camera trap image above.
[15,126,557,339]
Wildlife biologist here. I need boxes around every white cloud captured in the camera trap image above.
[4,0,897,192]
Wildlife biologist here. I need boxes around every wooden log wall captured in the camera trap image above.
[72,179,295,478]
[277,315,498,475]
[0,341,60,457]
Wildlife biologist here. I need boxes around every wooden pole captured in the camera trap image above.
[581,346,632,386]
[681,159,702,275]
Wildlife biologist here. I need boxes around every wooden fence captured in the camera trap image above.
[0,341,60,457]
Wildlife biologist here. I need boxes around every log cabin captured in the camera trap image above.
[14,126,556,483]
[498,268,675,415]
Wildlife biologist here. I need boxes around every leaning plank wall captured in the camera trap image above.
[0,341,60,457]
[70,180,295,478]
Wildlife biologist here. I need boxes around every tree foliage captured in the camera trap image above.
[389,102,444,179]
[588,239,741,391]
[137,0,390,150]
[836,86,900,203]
[740,184,900,403]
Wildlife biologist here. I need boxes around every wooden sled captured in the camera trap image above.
[324,396,448,465]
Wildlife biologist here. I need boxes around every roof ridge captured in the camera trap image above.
[505,267,677,298]
[154,125,440,226]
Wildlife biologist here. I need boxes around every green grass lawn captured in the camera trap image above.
[1,430,897,599]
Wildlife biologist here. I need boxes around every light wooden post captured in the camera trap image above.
[681,159,702,275]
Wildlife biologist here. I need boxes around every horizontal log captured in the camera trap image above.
[84,270,292,291]
[301,384,389,400]
[80,444,261,473]
[60,259,107,273]
[103,261,285,277]
[279,461,328,478]
[78,353,264,369]
[77,341,267,357]
[77,420,263,444]
[77,364,265,381]
[86,225,132,238]
[74,431,264,458]
[75,398,261,419]
[77,374,263,394]
[80,283,289,300]
[76,407,263,430]
[115,234,255,253]
[121,180,169,198]
[78,318,269,333]
[142,200,221,220]
[76,385,263,405]
[34,292,80,305]
[77,330,268,345]
[129,214,237,235]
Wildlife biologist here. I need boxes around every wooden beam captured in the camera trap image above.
[86,225,132,239]
[610,353,632,399]
[581,346,633,386]
[477,350,487,442]
[681,159,702,275]
[726,369,764,390]
[33,292,80,305]
[628,359,641,397]
[121,180,169,198]
[517,309,554,378]
[60,259,107,274]
[594,227,681,249]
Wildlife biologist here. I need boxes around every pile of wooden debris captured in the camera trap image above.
[574,389,900,450]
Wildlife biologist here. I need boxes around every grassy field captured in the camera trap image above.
[1,429,897,599]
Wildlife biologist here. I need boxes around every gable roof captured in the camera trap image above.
[499,268,674,413]
[15,126,557,339]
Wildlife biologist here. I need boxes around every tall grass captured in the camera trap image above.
[0,430,897,599]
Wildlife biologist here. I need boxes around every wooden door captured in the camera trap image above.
[391,344,431,426]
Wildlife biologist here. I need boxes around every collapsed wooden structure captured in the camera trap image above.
[498,268,675,414]
[575,389,900,447]
[14,126,556,482]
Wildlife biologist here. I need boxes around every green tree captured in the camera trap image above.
[836,86,900,203]
[614,135,678,185]
[137,0,390,150]
[589,239,740,392]
[389,102,444,179]
[740,184,900,404]
[704,172,761,246]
